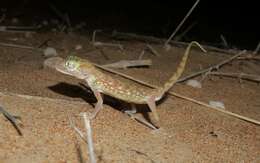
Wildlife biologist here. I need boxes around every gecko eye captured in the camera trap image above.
[65,60,78,71]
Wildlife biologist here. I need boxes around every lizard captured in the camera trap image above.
[52,41,206,122]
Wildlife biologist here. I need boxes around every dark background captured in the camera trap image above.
[1,0,259,50]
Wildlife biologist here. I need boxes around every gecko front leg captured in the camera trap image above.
[89,88,104,119]
[146,97,159,121]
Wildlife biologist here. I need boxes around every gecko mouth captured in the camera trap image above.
[44,57,77,77]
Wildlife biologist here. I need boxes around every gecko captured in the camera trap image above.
[53,41,206,122]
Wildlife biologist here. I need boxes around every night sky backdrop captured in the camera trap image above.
[1,0,259,50]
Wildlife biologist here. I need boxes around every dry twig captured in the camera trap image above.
[93,58,260,126]
[253,41,260,55]
[0,13,6,23]
[68,114,86,141]
[0,42,41,51]
[138,50,146,60]
[237,55,260,61]
[0,104,23,135]
[102,59,152,69]
[92,30,124,50]
[92,29,102,43]
[174,21,197,41]
[209,72,260,83]
[82,113,96,163]
[112,30,245,55]
[146,44,160,56]
[49,3,71,29]
[0,91,86,105]
[220,34,229,49]
[177,50,247,82]
[164,0,201,46]
[93,41,123,50]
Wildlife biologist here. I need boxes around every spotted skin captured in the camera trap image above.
[55,41,206,122]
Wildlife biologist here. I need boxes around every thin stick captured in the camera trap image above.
[112,30,164,44]
[93,60,260,126]
[237,55,260,61]
[164,0,200,46]
[112,30,244,55]
[168,91,260,125]
[49,3,70,27]
[177,50,247,82]
[93,41,123,50]
[174,21,197,41]
[92,30,124,50]
[146,44,160,56]
[68,114,86,141]
[253,41,260,55]
[0,104,23,135]
[0,13,6,23]
[82,113,96,163]
[138,50,145,60]
[209,72,260,82]
[0,104,22,125]
[92,29,102,43]
[0,27,37,34]
[0,25,40,30]
[220,34,229,48]
[0,42,41,51]
[0,91,87,105]
[124,111,157,130]
[102,59,152,69]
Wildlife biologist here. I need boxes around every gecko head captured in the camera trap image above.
[65,56,81,72]
[58,55,86,79]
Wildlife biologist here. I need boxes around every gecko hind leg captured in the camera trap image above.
[123,103,137,114]
[147,97,159,121]
[124,104,158,130]
[89,90,104,119]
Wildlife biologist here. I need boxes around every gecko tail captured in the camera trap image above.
[157,41,206,96]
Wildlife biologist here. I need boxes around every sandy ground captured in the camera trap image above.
[0,31,260,163]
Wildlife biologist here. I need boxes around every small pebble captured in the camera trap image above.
[43,47,58,57]
[209,101,225,109]
[75,44,82,50]
[164,44,171,51]
[186,79,202,88]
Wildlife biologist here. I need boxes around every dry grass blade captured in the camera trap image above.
[209,72,260,82]
[112,30,246,56]
[0,104,23,135]
[253,41,260,55]
[220,34,229,48]
[124,111,157,130]
[174,21,197,41]
[82,113,96,163]
[93,41,123,50]
[237,55,260,61]
[68,114,86,141]
[177,50,247,82]
[102,59,152,69]
[94,57,260,126]
[164,0,201,46]
[0,42,41,51]
[146,44,160,56]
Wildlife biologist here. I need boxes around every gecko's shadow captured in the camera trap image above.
[48,82,124,111]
